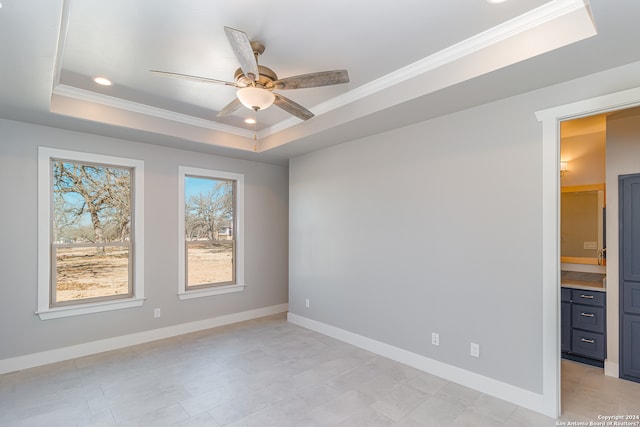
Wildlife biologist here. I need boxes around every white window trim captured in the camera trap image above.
[178,166,246,300]
[37,147,145,320]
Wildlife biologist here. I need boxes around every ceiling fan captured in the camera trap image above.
[151,27,350,121]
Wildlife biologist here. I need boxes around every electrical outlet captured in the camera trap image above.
[470,342,480,358]
[305,298,310,308]
[431,332,439,346]
[153,308,161,318]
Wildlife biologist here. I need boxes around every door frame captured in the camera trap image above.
[536,86,640,417]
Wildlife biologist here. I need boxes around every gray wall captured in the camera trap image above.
[0,119,288,360]
[289,60,640,394]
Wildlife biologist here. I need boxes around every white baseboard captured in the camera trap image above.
[287,312,546,416]
[0,303,288,375]
[604,360,619,378]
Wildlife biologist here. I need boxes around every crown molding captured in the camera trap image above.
[259,0,593,139]
[52,84,255,138]
[52,0,593,151]
[314,0,593,114]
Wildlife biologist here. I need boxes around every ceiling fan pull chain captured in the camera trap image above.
[253,108,258,151]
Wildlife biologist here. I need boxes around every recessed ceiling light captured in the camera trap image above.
[93,76,112,86]
[487,0,507,4]
[244,118,256,124]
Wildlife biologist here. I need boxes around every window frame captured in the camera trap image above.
[37,147,145,320]
[178,166,245,300]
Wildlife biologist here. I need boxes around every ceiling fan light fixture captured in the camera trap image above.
[236,86,275,111]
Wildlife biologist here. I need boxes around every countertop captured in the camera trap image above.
[561,271,606,291]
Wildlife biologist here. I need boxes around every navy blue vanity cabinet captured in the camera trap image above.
[561,288,572,353]
[561,287,606,365]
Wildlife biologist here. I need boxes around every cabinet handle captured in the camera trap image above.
[581,338,595,344]
[579,295,595,299]
[580,312,595,318]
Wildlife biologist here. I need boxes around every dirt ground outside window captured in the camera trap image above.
[55,244,232,301]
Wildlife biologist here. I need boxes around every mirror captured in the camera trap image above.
[561,184,605,265]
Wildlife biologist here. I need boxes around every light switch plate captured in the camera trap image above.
[583,241,598,250]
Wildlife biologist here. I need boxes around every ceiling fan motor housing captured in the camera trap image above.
[234,65,278,89]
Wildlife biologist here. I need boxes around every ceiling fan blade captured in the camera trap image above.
[216,98,242,117]
[273,93,314,121]
[224,27,259,82]
[273,70,349,90]
[150,70,238,87]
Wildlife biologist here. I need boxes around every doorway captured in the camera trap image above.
[558,115,608,414]
[536,86,640,417]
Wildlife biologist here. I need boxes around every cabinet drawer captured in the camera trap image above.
[572,330,605,360]
[561,287,572,302]
[572,305,605,333]
[571,289,605,307]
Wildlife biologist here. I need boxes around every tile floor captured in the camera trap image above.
[1,313,639,426]
[561,358,640,422]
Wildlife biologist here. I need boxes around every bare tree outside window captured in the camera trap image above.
[51,160,133,304]
[184,176,235,288]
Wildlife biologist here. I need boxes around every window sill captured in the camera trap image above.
[178,283,247,300]
[36,297,145,320]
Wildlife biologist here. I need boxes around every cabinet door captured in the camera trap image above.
[619,174,640,382]
[561,301,571,352]
[623,281,640,315]
[622,315,640,380]
[621,176,640,283]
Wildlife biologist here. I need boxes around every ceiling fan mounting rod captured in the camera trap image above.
[250,41,265,56]
[249,41,265,85]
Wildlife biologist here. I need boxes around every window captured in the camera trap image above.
[178,166,245,299]
[38,148,144,319]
